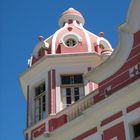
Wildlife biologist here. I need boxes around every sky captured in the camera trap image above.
[0,0,130,140]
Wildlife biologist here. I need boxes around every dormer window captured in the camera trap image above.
[34,82,46,123]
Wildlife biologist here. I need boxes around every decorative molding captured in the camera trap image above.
[31,123,45,140]
[101,111,123,126]
[52,23,68,54]
[126,101,140,113]
[85,31,134,83]
[52,69,56,114]
[48,71,52,114]
[84,0,140,83]
[72,127,97,140]
[79,23,92,52]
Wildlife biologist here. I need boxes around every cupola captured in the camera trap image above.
[59,8,85,27]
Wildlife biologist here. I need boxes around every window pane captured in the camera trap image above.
[66,88,71,96]
[134,123,140,138]
[40,83,45,93]
[35,82,45,97]
[62,76,70,84]
[66,88,71,105]
[74,75,83,84]
[75,96,79,101]
[35,87,40,96]
[42,95,46,111]
[74,87,79,95]
[66,97,71,105]
[74,87,80,101]
[70,76,74,84]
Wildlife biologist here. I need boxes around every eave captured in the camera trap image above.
[19,52,101,99]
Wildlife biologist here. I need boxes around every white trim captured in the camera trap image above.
[32,36,52,58]
[73,20,81,29]
[97,38,113,50]
[59,32,82,48]
[52,23,68,54]
[85,31,133,83]
[85,0,140,83]
[79,23,92,52]
[118,0,140,33]
[59,14,85,27]
[124,108,140,140]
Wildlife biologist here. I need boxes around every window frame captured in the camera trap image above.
[65,38,77,47]
[61,74,83,86]
[60,74,84,108]
[132,122,140,140]
[34,82,46,123]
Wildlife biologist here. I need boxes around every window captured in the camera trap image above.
[61,74,84,108]
[133,123,140,140]
[65,39,77,47]
[99,44,105,49]
[34,82,46,123]
[61,74,83,85]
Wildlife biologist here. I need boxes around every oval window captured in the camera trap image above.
[65,39,77,47]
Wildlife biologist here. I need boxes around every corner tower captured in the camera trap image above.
[19,8,113,140]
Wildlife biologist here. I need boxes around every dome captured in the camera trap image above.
[59,8,85,27]
[61,8,82,16]
[29,8,113,67]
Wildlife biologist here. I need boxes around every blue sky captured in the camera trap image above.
[0,0,130,140]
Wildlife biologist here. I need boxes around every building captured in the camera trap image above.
[19,0,140,140]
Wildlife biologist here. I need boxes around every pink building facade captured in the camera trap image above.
[19,0,140,140]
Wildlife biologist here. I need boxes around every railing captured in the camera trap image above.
[51,89,99,122]
[25,89,99,133]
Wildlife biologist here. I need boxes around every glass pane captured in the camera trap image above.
[42,96,46,112]
[70,76,74,84]
[134,123,140,137]
[42,111,46,118]
[74,75,83,84]
[74,87,80,101]
[43,95,46,102]
[35,99,39,107]
[35,87,40,96]
[75,96,79,101]
[35,82,45,97]
[66,88,71,96]
[40,83,45,93]
[35,108,39,115]
[74,87,79,95]
[62,76,70,85]
[35,116,39,122]
[66,97,71,105]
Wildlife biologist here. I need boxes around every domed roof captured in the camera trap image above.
[59,8,85,27]
[29,8,113,67]
[61,8,83,17]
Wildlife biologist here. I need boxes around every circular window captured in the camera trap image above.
[65,39,77,47]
